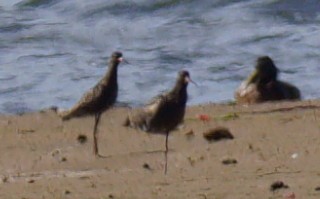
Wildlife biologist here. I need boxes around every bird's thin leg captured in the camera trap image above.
[93,113,101,157]
[164,131,169,175]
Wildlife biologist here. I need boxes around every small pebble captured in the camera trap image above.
[28,179,35,184]
[77,134,87,144]
[64,190,71,195]
[187,157,196,167]
[1,176,8,183]
[60,157,67,162]
[291,153,298,159]
[315,186,320,191]
[248,144,254,151]
[185,130,195,140]
[51,149,61,157]
[143,163,151,170]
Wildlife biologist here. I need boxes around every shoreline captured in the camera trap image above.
[1,99,320,198]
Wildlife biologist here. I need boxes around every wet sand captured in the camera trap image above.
[1,100,320,199]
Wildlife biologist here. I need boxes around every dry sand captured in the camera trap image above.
[1,100,320,199]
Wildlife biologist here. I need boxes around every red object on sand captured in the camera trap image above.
[284,192,295,199]
[198,114,210,122]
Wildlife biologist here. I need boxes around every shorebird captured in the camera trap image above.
[235,56,301,104]
[124,70,194,174]
[59,51,124,157]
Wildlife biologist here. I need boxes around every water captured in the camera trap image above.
[0,0,319,114]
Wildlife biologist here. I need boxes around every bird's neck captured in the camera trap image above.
[171,80,188,104]
[257,77,276,88]
[100,61,119,85]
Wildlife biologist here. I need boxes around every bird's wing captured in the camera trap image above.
[60,85,103,120]
[125,90,176,132]
[75,85,103,108]
[274,81,301,100]
[144,91,169,114]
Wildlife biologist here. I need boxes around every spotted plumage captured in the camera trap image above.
[124,70,192,174]
[59,51,124,157]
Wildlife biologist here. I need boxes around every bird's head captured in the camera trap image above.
[178,70,197,86]
[246,56,278,85]
[111,51,125,64]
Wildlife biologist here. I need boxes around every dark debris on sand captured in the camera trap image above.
[221,158,238,165]
[143,163,151,170]
[270,181,289,192]
[203,127,234,142]
[77,134,88,144]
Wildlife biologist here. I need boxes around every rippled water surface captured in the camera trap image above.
[0,0,320,114]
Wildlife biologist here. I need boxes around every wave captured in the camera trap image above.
[15,0,60,8]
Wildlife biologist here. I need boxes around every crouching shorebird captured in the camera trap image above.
[59,51,124,157]
[124,70,195,174]
[235,56,301,104]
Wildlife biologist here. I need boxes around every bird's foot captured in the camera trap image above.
[95,153,109,159]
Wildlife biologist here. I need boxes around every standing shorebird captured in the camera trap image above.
[124,70,194,174]
[59,51,124,157]
[235,56,301,104]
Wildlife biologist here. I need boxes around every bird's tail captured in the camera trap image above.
[58,110,72,121]
[123,116,131,127]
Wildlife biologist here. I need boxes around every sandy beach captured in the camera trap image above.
[1,100,320,199]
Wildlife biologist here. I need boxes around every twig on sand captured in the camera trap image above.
[242,104,320,115]
[258,170,301,177]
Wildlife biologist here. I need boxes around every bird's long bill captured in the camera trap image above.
[119,57,129,64]
[245,69,259,85]
[185,77,198,86]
